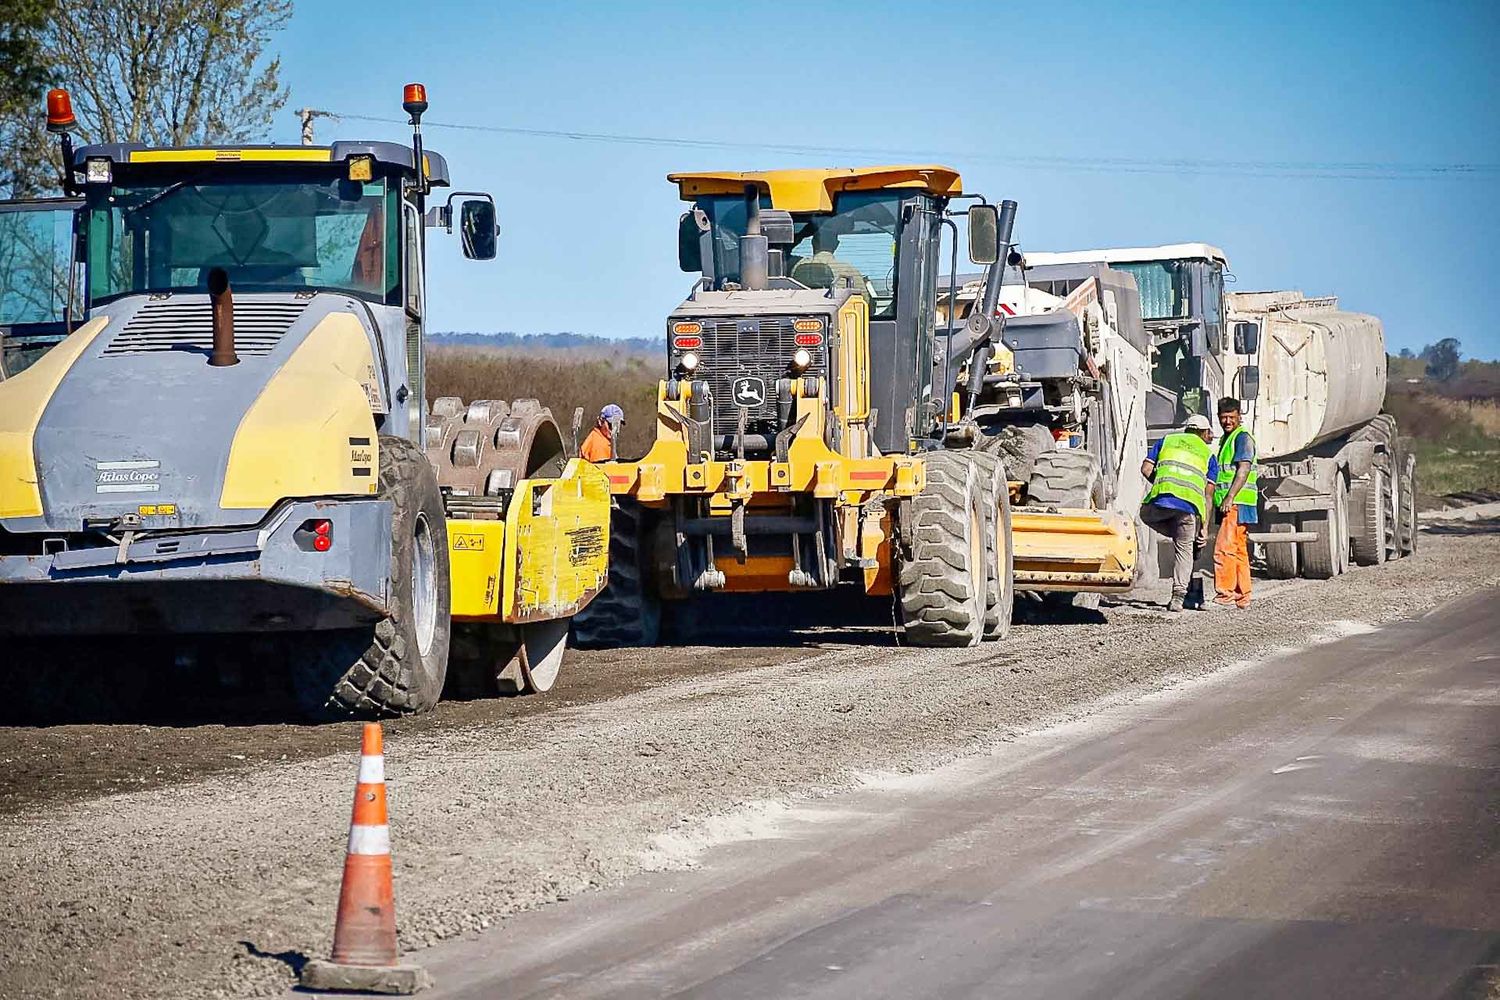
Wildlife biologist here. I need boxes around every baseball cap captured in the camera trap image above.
[1185,414,1213,432]
[600,404,625,422]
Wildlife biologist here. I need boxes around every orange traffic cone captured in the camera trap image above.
[301,723,432,995]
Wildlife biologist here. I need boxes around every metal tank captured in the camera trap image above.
[1225,291,1386,461]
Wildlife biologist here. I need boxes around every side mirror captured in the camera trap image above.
[459,199,497,260]
[1232,320,1259,355]
[678,212,703,272]
[1239,364,1261,400]
[968,205,999,265]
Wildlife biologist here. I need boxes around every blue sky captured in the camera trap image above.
[271,0,1499,359]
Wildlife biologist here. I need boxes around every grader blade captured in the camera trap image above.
[1011,508,1138,592]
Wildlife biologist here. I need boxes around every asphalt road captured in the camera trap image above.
[390,588,1500,1000]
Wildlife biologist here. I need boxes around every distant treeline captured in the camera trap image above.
[1390,344,1500,403]
[430,332,658,357]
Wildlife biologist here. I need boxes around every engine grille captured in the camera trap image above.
[103,298,309,358]
[695,317,825,431]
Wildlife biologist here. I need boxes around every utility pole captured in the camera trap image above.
[296,108,339,145]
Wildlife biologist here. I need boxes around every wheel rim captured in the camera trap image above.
[412,511,438,658]
[969,499,984,620]
[1344,479,1356,575]
[995,500,1010,596]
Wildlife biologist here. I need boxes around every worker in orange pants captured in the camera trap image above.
[1213,397,1258,608]
[1214,503,1253,607]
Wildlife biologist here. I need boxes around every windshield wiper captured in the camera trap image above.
[121,173,209,217]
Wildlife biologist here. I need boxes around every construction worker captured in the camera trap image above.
[580,403,624,462]
[1140,414,1218,613]
[1213,396,1259,608]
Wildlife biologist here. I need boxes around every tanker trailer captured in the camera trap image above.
[1222,291,1417,579]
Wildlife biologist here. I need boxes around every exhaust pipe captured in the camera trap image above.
[739,184,769,291]
[207,267,239,367]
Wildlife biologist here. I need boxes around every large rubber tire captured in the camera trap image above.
[572,500,661,648]
[973,452,1016,641]
[1263,520,1300,579]
[1299,472,1348,580]
[975,422,1054,485]
[1397,448,1418,556]
[1350,413,1398,446]
[897,452,988,648]
[1350,469,1387,567]
[1027,448,1102,509]
[292,436,451,718]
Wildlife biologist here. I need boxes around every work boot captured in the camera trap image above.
[1166,595,1185,613]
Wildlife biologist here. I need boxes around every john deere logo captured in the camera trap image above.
[732,376,766,408]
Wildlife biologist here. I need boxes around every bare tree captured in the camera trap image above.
[0,0,292,197]
[0,0,56,197]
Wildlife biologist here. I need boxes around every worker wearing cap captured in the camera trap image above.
[1140,414,1219,612]
[1213,396,1259,608]
[580,404,624,462]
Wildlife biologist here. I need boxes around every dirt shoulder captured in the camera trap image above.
[0,526,1496,1000]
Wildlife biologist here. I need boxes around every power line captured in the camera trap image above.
[330,111,1498,182]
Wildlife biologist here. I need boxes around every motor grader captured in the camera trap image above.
[574,166,1136,646]
[0,86,609,719]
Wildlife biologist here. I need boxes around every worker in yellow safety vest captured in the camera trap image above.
[1213,396,1259,609]
[1140,414,1218,612]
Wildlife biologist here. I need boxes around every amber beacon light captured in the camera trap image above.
[402,83,428,119]
[46,89,77,133]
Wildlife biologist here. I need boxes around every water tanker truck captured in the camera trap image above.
[1223,290,1416,576]
[1025,243,1414,581]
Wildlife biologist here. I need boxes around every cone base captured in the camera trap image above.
[299,958,432,995]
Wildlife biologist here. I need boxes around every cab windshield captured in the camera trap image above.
[697,191,902,318]
[87,170,397,307]
[1112,260,1190,321]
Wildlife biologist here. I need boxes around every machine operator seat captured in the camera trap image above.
[790,251,876,303]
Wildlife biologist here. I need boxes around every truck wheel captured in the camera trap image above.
[1398,449,1418,555]
[1299,473,1348,580]
[975,422,1054,485]
[897,452,987,647]
[1026,448,1102,508]
[1263,521,1300,578]
[1350,470,1387,566]
[973,452,1015,640]
[572,500,661,648]
[293,436,451,718]
[1334,472,1352,575]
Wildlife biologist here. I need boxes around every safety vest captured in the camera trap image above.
[1145,432,1211,519]
[1214,426,1259,507]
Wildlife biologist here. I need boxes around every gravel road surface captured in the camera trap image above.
[408,582,1500,1000]
[0,520,1496,999]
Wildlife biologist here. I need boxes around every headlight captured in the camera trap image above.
[679,351,699,372]
[791,348,811,371]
